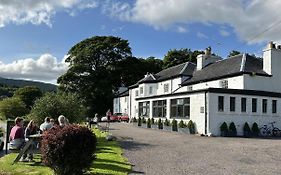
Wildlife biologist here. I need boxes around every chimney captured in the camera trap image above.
[263,41,281,75]
[196,47,221,70]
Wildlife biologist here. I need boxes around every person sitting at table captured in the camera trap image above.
[58,115,66,127]
[9,117,28,161]
[39,117,53,132]
[24,120,38,161]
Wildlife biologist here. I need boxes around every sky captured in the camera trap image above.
[0,0,281,84]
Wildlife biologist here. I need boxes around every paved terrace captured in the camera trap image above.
[108,123,281,175]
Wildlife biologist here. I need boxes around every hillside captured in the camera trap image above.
[0,77,57,92]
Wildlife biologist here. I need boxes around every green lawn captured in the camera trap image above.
[0,128,131,175]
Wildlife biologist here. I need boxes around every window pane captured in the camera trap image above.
[218,96,224,112]
[272,100,277,114]
[241,98,246,112]
[184,106,190,119]
[171,99,177,105]
[171,106,177,118]
[230,97,235,112]
[252,98,257,113]
[262,99,267,113]
[177,106,183,118]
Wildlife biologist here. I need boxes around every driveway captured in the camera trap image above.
[109,123,281,175]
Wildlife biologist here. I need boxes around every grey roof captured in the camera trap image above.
[138,62,196,84]
[181,54,269,86]
[114,87,129,97]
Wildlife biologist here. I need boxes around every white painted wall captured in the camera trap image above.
[113,96,129,114]
[208,93,281,136]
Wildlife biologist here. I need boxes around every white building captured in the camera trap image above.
[114,42,281,136]
[113,87,129,115]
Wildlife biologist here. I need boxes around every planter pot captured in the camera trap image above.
[220,131,228,137]
[178,128,190,134]
[243,131,251,137]
[132,122,138,126]
[189,128,196,134]
[151,124,158,129]
[163,125,171,131]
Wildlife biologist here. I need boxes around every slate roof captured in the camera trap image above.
[181,54,269,86]
[137,62,196,84]
[114,88,129,97]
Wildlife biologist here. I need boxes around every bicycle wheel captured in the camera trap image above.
[260,127,270,137]
[272,128,280,137]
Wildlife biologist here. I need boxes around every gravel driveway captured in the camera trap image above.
[109,123,281,175]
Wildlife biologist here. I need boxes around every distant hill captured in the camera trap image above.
[0,77,57,92]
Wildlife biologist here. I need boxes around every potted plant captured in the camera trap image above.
[137,117,142,127]
[252,122,259,137]
[187,120,195,134]
[163,118,171,131]
[220,122,228,137]
[158,119,163,129]
[141,117,146,128]
[151,118,158,129]
[243,122,251,137]
[132,117,138,126]
[229,122,237,137]
[172,119,178,132]
[178,120,189,134]
[147,118,151,128]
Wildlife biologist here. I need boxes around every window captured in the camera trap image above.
[152,100,167,117]
[149,86,153,95]
[170,98,190,118]
[187,86,193,91]
[140,87,143,94]
[241,98,246,112]
[164,84,169,93]
[272,100,277,114]
[218,96,224,112]
[135,90,139,97]
[230,97,235,112]
[262,99,267,113]
[139,101,150,117]
[252,98,257,113]
[220,80,228,89]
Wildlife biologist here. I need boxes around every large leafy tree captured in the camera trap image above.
[29,92,86,124]
[13,86,43,109]
[0,97,29,120]
[57,36,132,116]
[163,49,204,68]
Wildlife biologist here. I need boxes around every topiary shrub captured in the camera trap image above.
[132,117,137,123]
[243,122,251,137]
[141,117,146,124]
[158,119,163,129]
[147,118,151,128]
[178,120,187,128]
[138,117,141,126]
[187,120,195,134]
[172,119,178,131]
[220,122,228,137]
[151,118,155,125]
[252,122,259,137]
[41,125,97,175]
[229,122,237,137]
[164,118,170,126]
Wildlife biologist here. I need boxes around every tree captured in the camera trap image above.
[13,86,43,109]
[57,36,132,116]
[0,97,29,120]
[163,49,204,68]
[29,92,86,124]
[228,50,241,57]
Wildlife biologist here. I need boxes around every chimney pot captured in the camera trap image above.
[205,47,211,55]
[268,41,276,49]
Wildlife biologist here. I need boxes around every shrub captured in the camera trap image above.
[187,120,195,134]
[132,117,137,123]
[220,122,228,137]
[172,119,178,131]
[0,127,3,137]
[41,125,97,175]
[229,122,237,136]
[137,117,141,126]
[151,118,155,125]
[178,120,187,128]
[141,117,146,124]
[243,122,251,137]
[252,122,259,137]
[147,118,151,128]
[158,119,163,129]
[164,118,170,126]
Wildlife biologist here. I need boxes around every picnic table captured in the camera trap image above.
[13,134,42,164]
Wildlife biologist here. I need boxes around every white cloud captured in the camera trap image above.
[0,54,68,84]
[220,30,230,37]
[176,26,188,33]
[0,0,98,27]
[104,0,281,44]
[197,32,208,39]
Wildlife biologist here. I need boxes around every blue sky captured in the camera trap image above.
[0,0,280,83]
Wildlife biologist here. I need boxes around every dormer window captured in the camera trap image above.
[135,90,139,97]
[149,86,153,94]
[140,87,143,94]
[220,80,228,89]
[164,84,169,92]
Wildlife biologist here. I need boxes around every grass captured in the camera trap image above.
[0,127,131,175]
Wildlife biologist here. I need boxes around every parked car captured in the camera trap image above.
[119,114,129,122]
[111,113,129,122]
